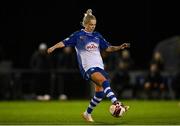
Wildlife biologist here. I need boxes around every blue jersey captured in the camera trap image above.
[62,29,111,77]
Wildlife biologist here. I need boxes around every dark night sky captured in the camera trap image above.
[1,0,180,69]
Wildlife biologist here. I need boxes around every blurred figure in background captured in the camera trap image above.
[150,51,164,71]
[121,49,133,69]
[55,47,77,100]
[101,51,116,72]
[154,35,180,74]
[30,43,53,100]
[115,49,134,70]
[153,36,180,99]
[30,43,53,70]
[56,47,77,69]
[111,49,134,99]
[143,63,167,99]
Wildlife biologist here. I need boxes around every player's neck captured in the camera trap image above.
[83,29,93,33]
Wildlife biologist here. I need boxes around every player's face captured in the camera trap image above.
[85,19,96,32]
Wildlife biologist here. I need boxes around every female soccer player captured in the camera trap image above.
[47,9,130,122]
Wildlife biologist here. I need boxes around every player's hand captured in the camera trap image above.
[120,43,130,49]
[47,47,55,54]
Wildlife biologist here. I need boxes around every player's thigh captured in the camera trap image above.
[91,72,107,85]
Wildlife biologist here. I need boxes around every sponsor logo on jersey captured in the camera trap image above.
[85,42,98,51]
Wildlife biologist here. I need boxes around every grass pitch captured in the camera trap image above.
[0,100,180,125]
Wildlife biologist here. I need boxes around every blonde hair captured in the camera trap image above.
[82,9,96,27]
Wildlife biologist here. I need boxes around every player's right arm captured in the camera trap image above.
[47,41,65,54]
[47,31,78,54]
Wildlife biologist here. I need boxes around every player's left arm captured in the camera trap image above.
[105,43,130,52]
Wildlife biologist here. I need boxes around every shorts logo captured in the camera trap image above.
[85,42,98,51]
[90,68,94,71]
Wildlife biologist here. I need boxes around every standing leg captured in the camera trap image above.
[82,82,104,122]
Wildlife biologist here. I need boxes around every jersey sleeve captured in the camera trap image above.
[62,32,77,47]
[98,33,111,50]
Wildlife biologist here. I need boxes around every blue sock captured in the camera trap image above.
[86,91,104,114]
[102,80,117,103]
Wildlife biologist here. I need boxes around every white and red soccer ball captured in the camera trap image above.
[109,104,126,117]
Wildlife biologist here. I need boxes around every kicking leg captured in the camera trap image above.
[91,72,118,103]
[91,72,129,111]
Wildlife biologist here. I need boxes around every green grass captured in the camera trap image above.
[0,100,180,125]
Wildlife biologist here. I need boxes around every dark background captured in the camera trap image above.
[1,0,180,69]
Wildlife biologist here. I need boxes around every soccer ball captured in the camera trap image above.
[109,104,126,117]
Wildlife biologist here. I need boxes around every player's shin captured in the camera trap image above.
[102,80,118,104]
[85,91,104,114]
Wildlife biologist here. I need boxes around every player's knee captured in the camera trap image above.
[98,78,107,85]
[93,78,107,86]
[99,79,107,86]
[95,85,104,92]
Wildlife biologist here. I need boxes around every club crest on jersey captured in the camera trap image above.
[85,42,98,51]
[80,36,86,40]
